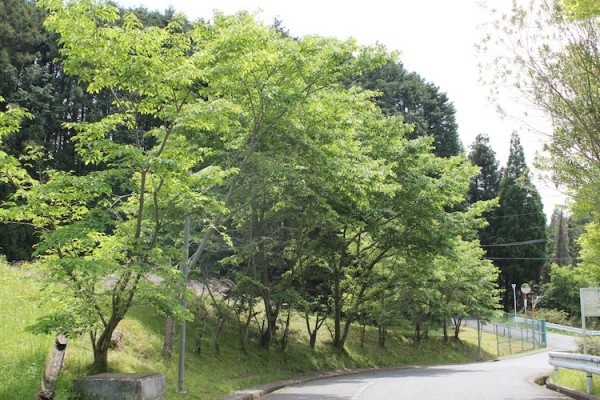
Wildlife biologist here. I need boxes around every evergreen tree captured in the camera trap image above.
[467,134,501,203]
[467,133,501,251]
[0,0,44,101]
[357,61,462,158]
[547,208,573,267]
[487,133,547,310]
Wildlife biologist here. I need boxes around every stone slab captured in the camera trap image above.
[73,372,164,400]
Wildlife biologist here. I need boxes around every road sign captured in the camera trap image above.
[580,288,600,355]
[581,288,600,317]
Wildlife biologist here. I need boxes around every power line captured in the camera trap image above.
[481,239,547,247]
[487,211,546,219]
[484,257,572,261]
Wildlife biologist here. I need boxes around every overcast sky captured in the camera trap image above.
[115,0,567,217]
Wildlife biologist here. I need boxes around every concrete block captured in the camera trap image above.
[73,373,164,400]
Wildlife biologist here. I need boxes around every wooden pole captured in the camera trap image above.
[37,334,68,400]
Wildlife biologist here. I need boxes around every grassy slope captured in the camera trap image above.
[1,262,508,400]
[550,368,600,396]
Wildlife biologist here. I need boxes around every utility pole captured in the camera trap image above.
[178,205,191,393]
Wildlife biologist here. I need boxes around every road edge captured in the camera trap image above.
[545,378,600,400]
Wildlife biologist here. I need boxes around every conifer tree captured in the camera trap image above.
[468,134,501,204]
[548,208,573,267]
[357,61,462,158]
[487,133,547,309]
[467,134,501,247]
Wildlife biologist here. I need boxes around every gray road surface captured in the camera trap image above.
[263,332,578,400]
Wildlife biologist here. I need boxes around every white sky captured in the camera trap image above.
[115,0,567,217]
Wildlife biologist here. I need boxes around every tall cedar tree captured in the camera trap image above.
[547,208,573,268]
[487,133,547,310]
[357,60,462,158]
[467,133,501,247]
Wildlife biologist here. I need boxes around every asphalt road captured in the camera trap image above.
[263,332,578,400]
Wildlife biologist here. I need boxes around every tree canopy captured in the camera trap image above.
[0,0,500,371]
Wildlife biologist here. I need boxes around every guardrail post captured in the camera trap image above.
[553,366,559,382]
[508,325,513,355]
[540,319,547,347]
[495,324,499,356]
[587,373,593,394]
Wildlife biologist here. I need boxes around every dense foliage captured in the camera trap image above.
[480,0,599,318]
[0,0,500,372]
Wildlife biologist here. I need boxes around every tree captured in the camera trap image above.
[547,208,573,267]
[0,97,32,182]
[0,0,47,260]
[468,134,501,204]
[480,0,600,219]
[0,0,44,100]
[467,133,501,250]
[1,0,233,372]
[487,133,547,309]
[541,262,598,319]
[324,133,488,348]
[561,0,600,19]
[431,239,500,341]
[357,61,462,158]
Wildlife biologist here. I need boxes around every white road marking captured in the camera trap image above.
[351,378,382,400]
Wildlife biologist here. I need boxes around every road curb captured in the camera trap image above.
[216,368,384,400]
[546,378,600,400]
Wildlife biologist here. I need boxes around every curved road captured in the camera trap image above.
[264,332,577,400]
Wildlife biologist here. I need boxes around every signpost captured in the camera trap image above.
[521,283,531,317]
[580,288,600,354]
[511,283,517,318]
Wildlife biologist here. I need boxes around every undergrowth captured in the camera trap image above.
[0,261,510,399]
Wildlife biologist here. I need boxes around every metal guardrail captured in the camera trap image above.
[545,322,600,336]
[514,316,600,336]
[549,351,600,394]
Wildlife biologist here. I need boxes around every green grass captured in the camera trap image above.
[549,368,600,397]
[0,261,524,399]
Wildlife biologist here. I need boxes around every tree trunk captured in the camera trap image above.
[333,262,342,348]
[378,325,387,347]
[453,317,463,340]
[309,330,318,349]
[415,321,421,343]
[280,306,291,351]
[443,320,449,342]
[340,311,354,348]
[306,311,325,349]
[91,317,122,373]
[378,295,386,347]
[92,345,109,374]
[213,315,227,354]
[239,298,254,352]
[260,298,278,349]
[162,317,176,357]
[37,335,68,400]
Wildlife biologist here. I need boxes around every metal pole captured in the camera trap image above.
[178,206,191,392]
[511,284,517,318]
[581,288,588,355]
[477,315,481,356]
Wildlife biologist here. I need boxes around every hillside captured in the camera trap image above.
[0,260,509,399]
